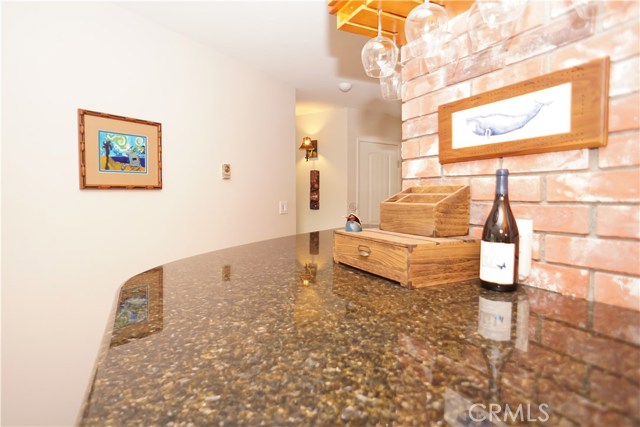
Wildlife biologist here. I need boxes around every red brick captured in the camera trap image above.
[541,319,640,382]
[527,261,590,299]
[610,57,640,97]
[419,134,439,157]
[402,113,438,139]
[469,225,483,239]
[471,176,542,202]
[446,10,468,38]
[539,377,637,426]
[412,176,470,187]
[471,56,546,94]
[590,368,640,417]
[550,0,582,18]
[593,301,640,345]
[442,158,501,176]
[510,342,587,391]
[402,98,421,122]
[402,70,451,102]
[546,169,640,202]
[511,204,590,234]
[402,179,421,190]
[469,202,492,226]
[596,205,640,239]
[512,1,546,36]
[602,0,640,30]
[525,284,589,327]
[402,157,440,179]
[598,131,640,168]
[401,138,420,160]
[546,235,640,275]
[402,56,429,82]
[550,21,640,69]
[502,150,589,173]
[506,8,596,65]
[610,92,640,132]
[403,83,471,120]
[594,272,640,311]
[449,44,505,85]
[502,363,536,398]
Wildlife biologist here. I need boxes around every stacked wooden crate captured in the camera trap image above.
[333,186,480,289]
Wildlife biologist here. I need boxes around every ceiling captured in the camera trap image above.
[118,1,405,117]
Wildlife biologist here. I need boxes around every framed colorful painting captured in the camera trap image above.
[78,109,162,189]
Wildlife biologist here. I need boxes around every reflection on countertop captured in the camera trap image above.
[80,230,640,426]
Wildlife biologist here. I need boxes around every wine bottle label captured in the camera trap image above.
[480,241,516,285]
[478,296,512,341]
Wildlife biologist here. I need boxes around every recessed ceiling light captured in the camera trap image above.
[338,82,352,92]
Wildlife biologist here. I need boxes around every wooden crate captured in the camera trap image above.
[380,185,470,237]
[333,228,480,289]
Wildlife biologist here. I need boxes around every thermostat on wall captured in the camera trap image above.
[222,164,231,180]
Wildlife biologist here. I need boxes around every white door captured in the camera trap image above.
[358,140,401,225]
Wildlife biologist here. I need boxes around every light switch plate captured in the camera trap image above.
[222,164,231,180]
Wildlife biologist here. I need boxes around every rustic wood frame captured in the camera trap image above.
[78,109,162,189]
[438,57,610,164]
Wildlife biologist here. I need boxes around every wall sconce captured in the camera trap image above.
[299,136,318,161]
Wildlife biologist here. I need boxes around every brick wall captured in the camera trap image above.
[400,1,640,310]
[398,287,640,425]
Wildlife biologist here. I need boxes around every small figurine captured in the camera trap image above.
[345,213,362,232]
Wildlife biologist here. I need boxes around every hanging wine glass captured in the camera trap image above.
[425,31,466,83]
[361,9,398,78]
[404,0,449,58]
[476,0,527,29]
[380,34,402,100]
[571,0,601,20]
[380,64,402,100]
[467,1,515,53]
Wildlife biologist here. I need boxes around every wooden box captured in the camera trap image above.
[380,185,470,237]
[333,228,480,289]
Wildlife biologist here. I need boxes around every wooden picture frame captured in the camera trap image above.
[110,267,163,347]
[78,109,162,189]
[438,57,610,164]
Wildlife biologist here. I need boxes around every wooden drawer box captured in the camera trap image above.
[380,185,470,237]
[333,228,480,289]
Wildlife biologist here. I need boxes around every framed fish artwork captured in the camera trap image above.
[78,109,162,189]
[438,57,610,164]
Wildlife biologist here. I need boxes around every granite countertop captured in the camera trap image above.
[80,230,640,426]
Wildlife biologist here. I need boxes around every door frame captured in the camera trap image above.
[355,137,401,224]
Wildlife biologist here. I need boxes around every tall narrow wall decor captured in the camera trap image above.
[310,170,320,210]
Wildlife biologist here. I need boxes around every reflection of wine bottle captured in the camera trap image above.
[477,290,529,404]
[480,169,520,292]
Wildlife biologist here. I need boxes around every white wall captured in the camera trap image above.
[1,3,296,426]
[346,108,402,214]
[295,108,401,233]
[295,109,348,233]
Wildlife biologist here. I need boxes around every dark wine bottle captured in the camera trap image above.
[480,169,519,292]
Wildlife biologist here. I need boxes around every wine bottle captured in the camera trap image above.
[480,169,519,291]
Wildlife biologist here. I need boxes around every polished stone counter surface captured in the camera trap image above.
[80,230,640,426]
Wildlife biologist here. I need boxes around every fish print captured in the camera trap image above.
[466,100,552,138]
